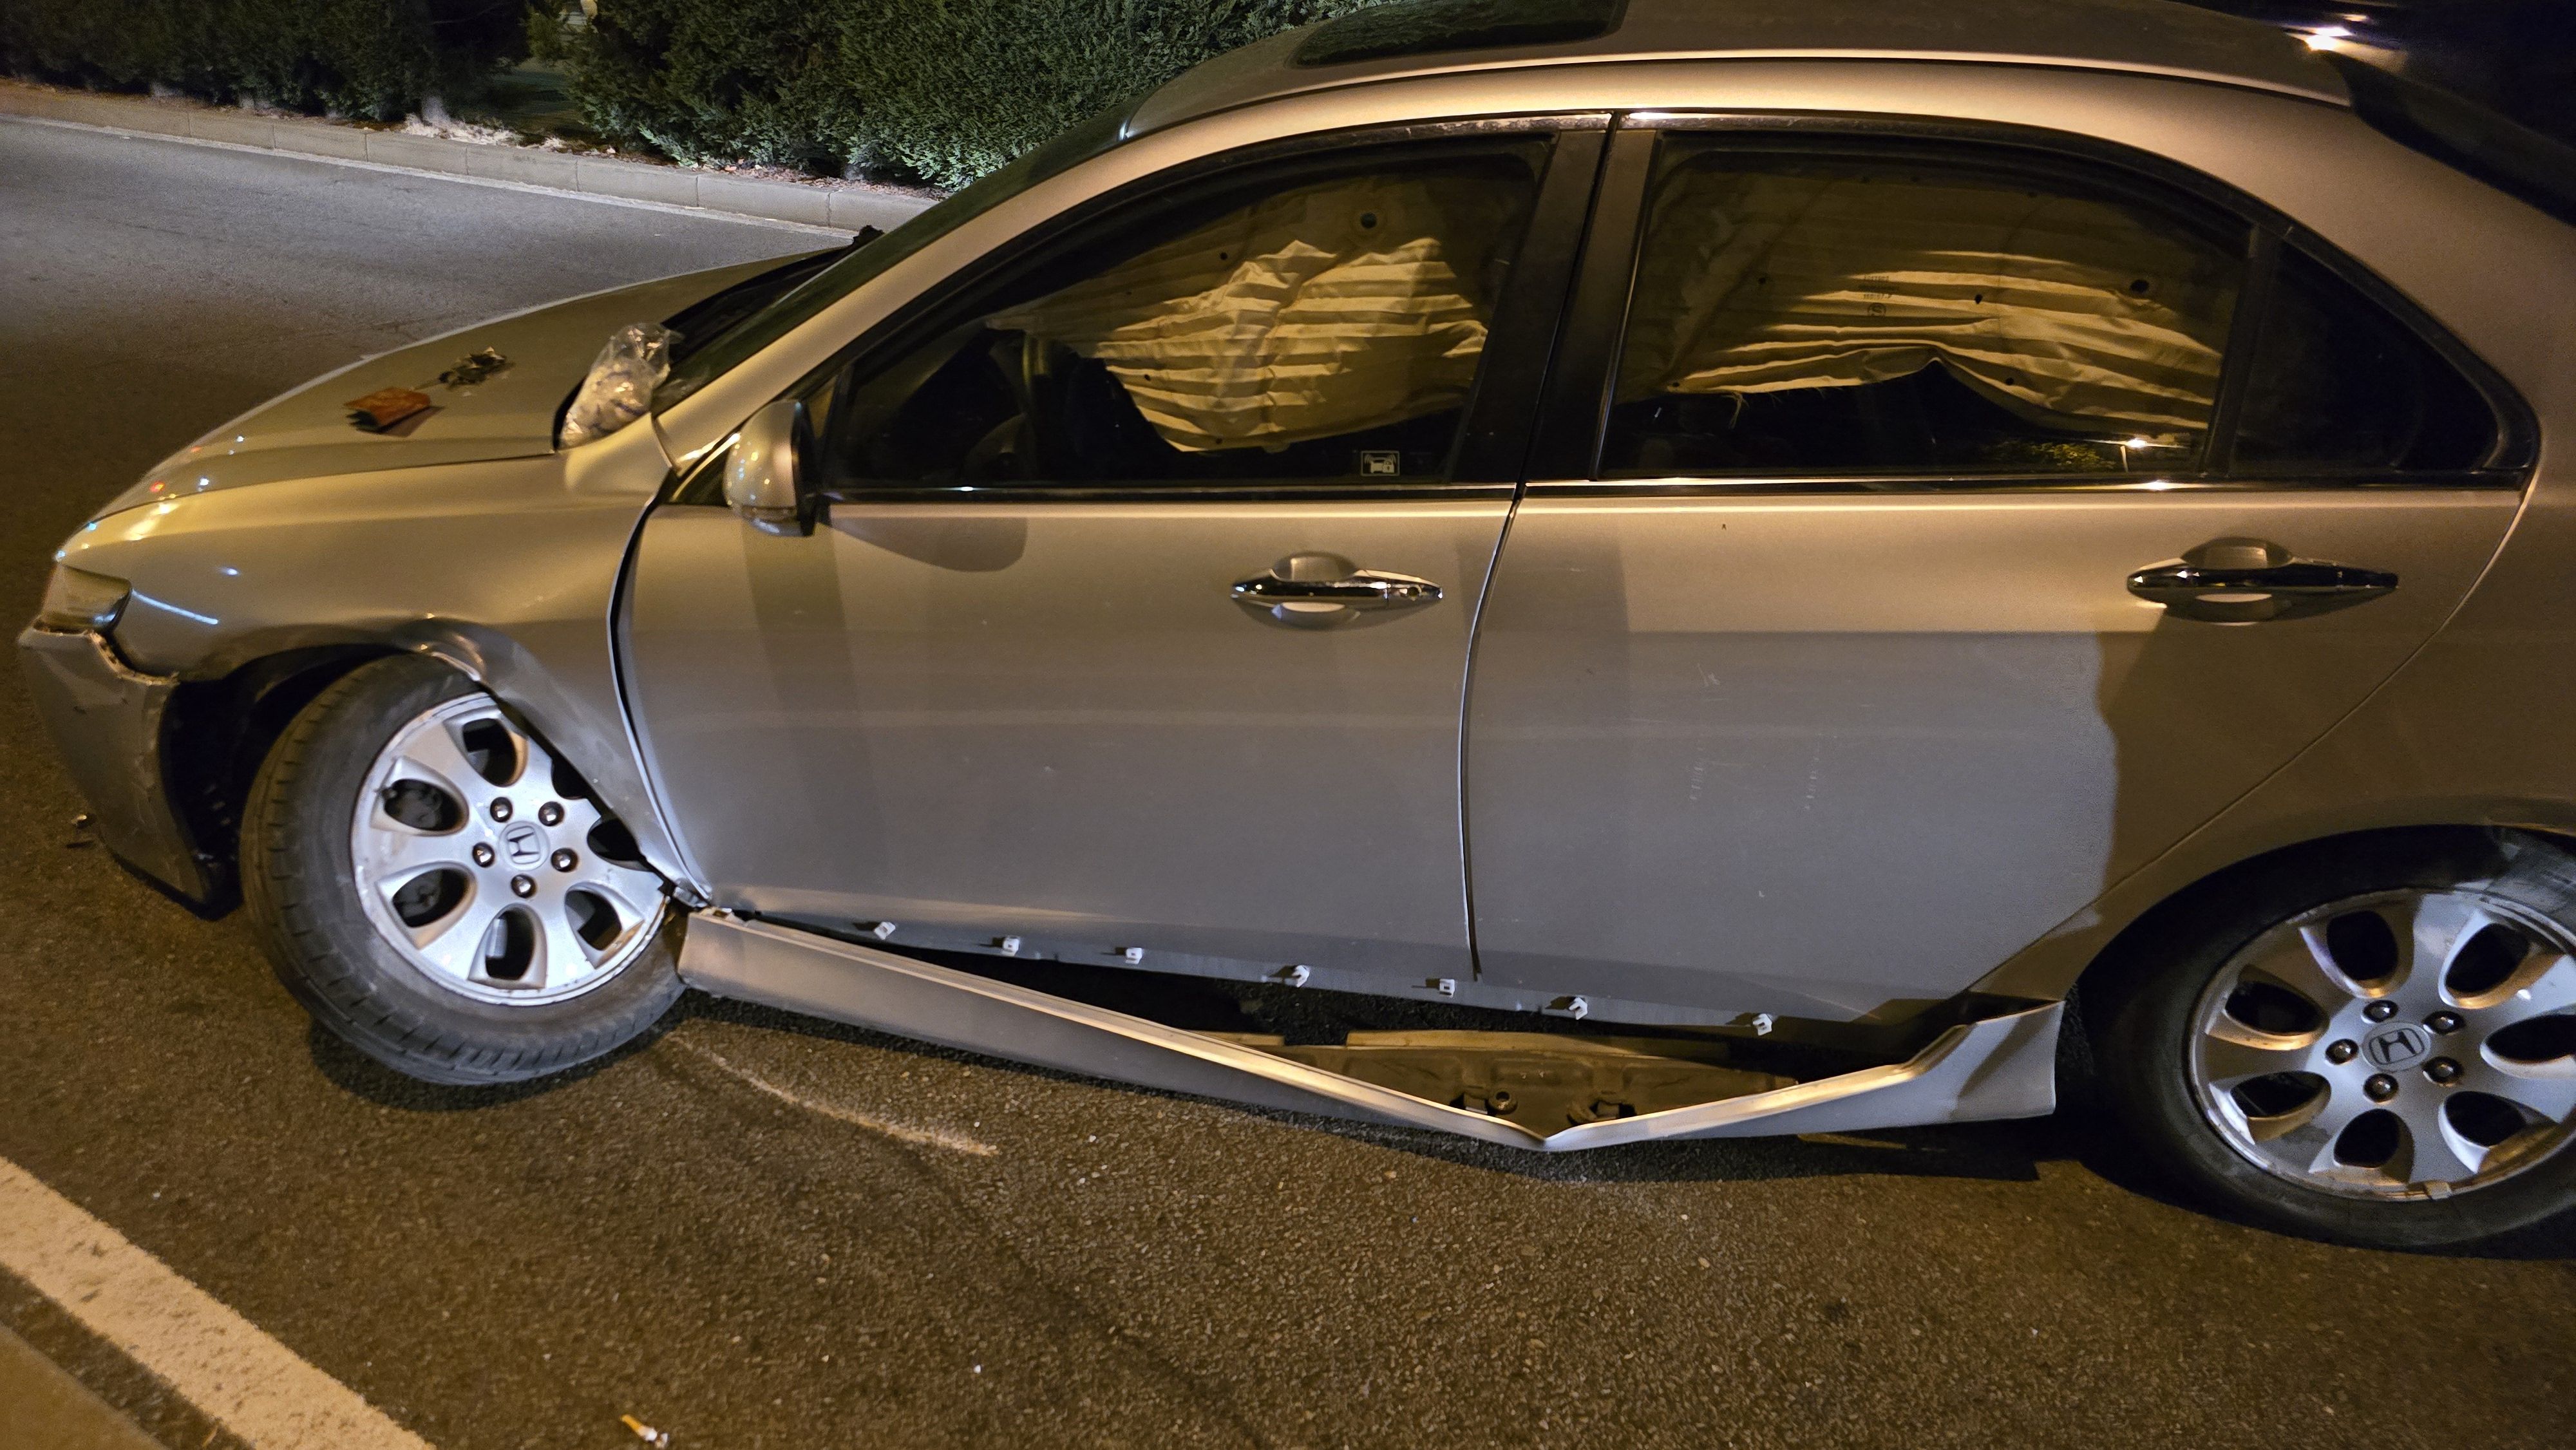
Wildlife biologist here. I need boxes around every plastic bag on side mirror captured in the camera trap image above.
[725,398,814,536]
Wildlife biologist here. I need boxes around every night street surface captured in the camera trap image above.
[3,118,2573,1450]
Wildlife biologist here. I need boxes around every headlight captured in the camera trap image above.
[35,564,130,633]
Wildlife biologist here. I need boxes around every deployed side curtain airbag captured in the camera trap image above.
[1618,171,2239,442]
[988,175,1520,452]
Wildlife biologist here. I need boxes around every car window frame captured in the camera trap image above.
[655,102,1139,409]
[672,115,1610,509]
[1527,111,2537,496]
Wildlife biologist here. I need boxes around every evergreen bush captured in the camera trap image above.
[535,1,1386,188]
[0,1,525,120]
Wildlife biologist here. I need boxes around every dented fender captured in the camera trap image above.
[30,411,699,900]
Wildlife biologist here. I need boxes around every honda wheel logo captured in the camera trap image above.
[2365,1024,2431,1070]
[502,821,546,867]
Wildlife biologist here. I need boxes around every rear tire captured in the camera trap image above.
[242,655,681,1085]
[2095,831,2576,1248]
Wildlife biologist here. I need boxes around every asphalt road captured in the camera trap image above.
[4,118,2574,1450]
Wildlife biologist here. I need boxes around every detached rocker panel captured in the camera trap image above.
[676,912,2063,1150]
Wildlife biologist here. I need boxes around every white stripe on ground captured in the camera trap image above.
[674,1037,1000,1156]
[0,1156,433,1450]
[0,114,856,239]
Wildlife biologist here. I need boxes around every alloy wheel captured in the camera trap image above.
[2190,887,2576,1199]
[349,695,667,1006]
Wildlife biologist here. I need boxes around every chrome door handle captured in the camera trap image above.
[2127,537,2396,623]
[1232,553,1442,627]
[1233,573,1443,607]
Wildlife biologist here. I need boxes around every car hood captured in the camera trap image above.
[99,256,806,517]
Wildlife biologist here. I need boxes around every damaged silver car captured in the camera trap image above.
[24,0,2576,1248]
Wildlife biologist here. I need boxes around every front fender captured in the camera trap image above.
[42,417,693,895]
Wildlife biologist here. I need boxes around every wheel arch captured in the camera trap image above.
[2060,824,2576,1053]
[162,644,404,910]
[164,639,689,918]
[2057,821,2576,1243]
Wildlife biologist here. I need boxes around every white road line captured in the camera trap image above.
[0,1156,433,1450]
[674,1036,1000,1156]
[0,113,856,239]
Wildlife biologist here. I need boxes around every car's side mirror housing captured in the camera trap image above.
[724,399,817,536]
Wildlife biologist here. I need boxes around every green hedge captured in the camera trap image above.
[0,1,524,121]
[535,1,1385,188]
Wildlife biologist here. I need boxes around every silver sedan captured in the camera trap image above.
[24,0,2576,1248]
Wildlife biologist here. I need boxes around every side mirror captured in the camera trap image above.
[724,399,816,536]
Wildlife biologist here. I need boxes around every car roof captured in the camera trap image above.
[1127,0,2349,137]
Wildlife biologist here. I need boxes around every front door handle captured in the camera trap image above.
[2127,537,2396,623]
[1232,553,1442,627]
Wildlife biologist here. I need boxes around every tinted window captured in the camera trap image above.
[2231,245,2498,473]
[1600,139,2248,478]
[818,141,1546,488]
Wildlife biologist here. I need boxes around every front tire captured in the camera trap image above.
[2096,831,2576,1248]
[242,655,681,1085]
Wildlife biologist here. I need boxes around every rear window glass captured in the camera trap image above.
[2231,245,2499,473]
[1601,138,2248,478]
[1294,0,1625,68]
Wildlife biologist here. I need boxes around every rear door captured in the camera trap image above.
[1463,119,2529,1022]
[624,122,1602,990]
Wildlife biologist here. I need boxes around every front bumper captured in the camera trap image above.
[17,626,214,903]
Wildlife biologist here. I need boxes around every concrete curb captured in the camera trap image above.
[0,79,936,235]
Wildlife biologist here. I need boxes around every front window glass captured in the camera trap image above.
[1601,138,2248,478]
[819,140,1548,487]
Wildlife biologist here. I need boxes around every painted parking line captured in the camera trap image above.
[0,1156,432,1450]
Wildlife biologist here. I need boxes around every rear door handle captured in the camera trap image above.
[1232,553,1442,626]
[2127,537,2396,623]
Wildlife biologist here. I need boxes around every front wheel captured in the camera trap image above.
[2096,832,2576,1248]
[242,655,681,1084]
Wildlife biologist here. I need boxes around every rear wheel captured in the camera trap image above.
[2098,833,2576,1247]
[242,655,680,1084]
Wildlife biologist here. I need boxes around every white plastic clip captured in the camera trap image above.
[1279,964,1311,987]
[1752,1013,1776,1036]
[1121,946,1145,965]
[998,936,1022,956]
[868,921,898,940]
[1433,977,1457,997]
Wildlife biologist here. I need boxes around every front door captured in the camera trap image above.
[1464,122,2526,1022]
[625,126,1595,989]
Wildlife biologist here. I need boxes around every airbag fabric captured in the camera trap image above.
[1619,171,2239,441]
[990,175,1522,451]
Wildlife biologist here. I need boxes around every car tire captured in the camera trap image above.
[242,655,682,1086]
[2094,829,2576,1248]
